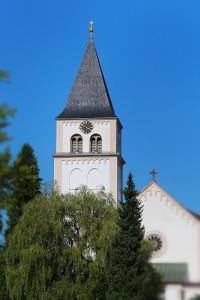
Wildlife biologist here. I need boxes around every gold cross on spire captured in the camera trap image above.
[89,20,94,37]
[150,169,158,182]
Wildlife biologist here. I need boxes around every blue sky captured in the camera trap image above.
[1,0,200,214]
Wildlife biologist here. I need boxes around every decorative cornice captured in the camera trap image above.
[56,117,123,129]
[61,158,110,166]
[63,120,111,127]
[53,152,125,165]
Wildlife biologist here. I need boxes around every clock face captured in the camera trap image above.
[79,120,93,134]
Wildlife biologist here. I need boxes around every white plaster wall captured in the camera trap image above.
[88,168,102,189]
[61,158,110,194]
[61,120,111,153]
[164,284,200,300]
[54,118,123,204]
[185,286,200,299]
[139,183,200,282]
[164,285,183,300]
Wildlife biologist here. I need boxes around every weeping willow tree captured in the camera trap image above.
[5,187,117,300]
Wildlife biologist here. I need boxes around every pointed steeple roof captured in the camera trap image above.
[57,37,116,119]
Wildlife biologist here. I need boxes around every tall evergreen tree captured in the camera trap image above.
[106,173,163,300]
[8,143,42,233]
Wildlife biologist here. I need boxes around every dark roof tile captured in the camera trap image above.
[57,37,116,119]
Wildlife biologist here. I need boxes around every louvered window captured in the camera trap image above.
[97,137,102,153]
[90,135,102,153]
[78,137,83,153]
[72,138,77,153]
[91,137,96,153]
[71,135,83,153]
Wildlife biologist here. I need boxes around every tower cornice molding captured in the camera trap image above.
[53,152,125,165]
[56,117,123,129]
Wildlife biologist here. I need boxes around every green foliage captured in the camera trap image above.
[0,69,15,144]
[134,241,164,300]
[0,136,12,239]
[0,104,15,143]
[106,173,163,300]
[7,144,42,233]
[0,246,8,299]
[0,69,15,239]
[191,296,200,300]
[0,69,15,299]
[5,187,117,300]
[0,70,10,83]
[0,149,12,206]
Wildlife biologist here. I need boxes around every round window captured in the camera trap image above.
[147,233,163,253]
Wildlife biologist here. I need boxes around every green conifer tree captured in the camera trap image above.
[106,173,163,300]
[8,143,42,233]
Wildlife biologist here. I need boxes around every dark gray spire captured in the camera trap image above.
[57,37,116,119]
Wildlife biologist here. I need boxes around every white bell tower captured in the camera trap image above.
[54,26,124,205]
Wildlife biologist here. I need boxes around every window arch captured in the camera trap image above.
[88,168,102,190]
[90,134,102,153]
[69,168,84,189]
[71,134,83,153]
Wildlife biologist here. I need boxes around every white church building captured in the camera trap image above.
[139,180,200,300]
[54,25,200,300]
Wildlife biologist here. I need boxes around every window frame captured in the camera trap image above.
[90,134,102,153]
[71,134,83,153]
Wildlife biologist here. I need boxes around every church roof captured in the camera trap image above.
[57,37,116,119]
[153,263,188,283]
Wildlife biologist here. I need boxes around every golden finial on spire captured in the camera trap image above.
[89,20,94,37]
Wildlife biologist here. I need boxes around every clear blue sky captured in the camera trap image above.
[1,0,200,213]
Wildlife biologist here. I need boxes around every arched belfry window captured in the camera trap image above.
[71,134,83,153]
[90,134,102,153]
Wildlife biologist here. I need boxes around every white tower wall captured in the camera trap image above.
[54,118,123,204]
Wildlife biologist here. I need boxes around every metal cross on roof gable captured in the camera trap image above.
[150,169,158,182]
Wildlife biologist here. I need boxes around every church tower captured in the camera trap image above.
[54,24,124,204]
